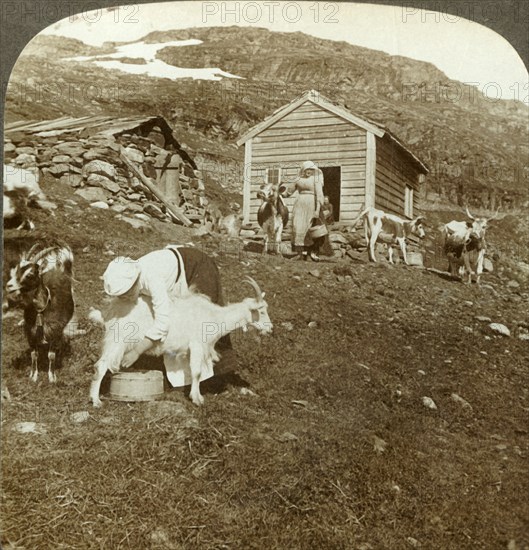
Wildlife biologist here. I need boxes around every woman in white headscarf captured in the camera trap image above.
[101,245,238,390]
[280,160,325,261]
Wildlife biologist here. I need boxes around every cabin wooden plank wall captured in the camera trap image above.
[374,136,421,218]
[248,101,367,225]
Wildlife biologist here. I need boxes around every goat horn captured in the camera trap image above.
[465,207,475,220]
[489,207,501,221]
[25,243,41,260]
[243,276,263,301]
[30,246,59,265]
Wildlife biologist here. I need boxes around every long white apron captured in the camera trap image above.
[162,245,214,387]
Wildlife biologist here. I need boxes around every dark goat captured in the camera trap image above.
[5,243,74,382]
[445,233,487,285]
[257,183,289,255]
[443,207,498,284]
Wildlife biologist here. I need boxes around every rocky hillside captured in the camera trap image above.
[5,27,529,209]
[2,175,528,549]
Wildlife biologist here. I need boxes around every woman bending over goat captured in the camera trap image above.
[91,277,272,407]
[101,245,236,387]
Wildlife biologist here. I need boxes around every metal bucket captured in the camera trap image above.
[109,371,164,402]
[307,224,328,239]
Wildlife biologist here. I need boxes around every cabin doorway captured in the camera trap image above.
[321,166,341,222]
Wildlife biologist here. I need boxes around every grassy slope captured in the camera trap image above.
[1,177,528,549]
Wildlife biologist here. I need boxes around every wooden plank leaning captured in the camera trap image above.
[119,147,193,227]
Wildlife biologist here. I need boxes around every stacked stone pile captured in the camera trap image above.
[4,131,218,230]
[238,222,424,264]
[239,222,367,258]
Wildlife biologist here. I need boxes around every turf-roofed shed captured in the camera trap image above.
[5,115,196,169]
[236,89,429,226]
[4,115,206,227]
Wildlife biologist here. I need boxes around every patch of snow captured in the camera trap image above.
[68,39,242,81]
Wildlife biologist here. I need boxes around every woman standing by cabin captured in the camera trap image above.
[280,160,326,262]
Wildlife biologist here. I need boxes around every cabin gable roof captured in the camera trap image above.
[237,89,429,174]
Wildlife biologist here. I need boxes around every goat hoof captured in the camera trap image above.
[48,373,57,384]
[29,372,38,383]
[191,395,204,406]
[92,399,103,408]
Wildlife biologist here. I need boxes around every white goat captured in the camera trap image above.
[90,277,272,407]
[3,165,56,230]
[352,206,426,264]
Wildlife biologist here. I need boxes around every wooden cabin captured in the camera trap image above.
[236,90,429,226]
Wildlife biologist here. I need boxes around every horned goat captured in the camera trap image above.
[443,207,498,284]
[257,183,289,255]
[4,242,75,382]
[90,277,272,407]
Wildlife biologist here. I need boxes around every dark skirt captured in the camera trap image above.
[178,247,235,375]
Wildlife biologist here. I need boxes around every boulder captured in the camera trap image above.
[14,153,37,167]
[55,142,86,157]
[4,142,16,154]
[123,146,144,164]
[118,215,148,229]
[110,204,127,213]
[329,232,349,245]
[90,201,109,210]
[70,157,85,167]
[59,173,83,187]
[143,202,166,220]
[134,213,151,222]
[82,148,115,162]
[124,202,144,213]
[346,233,366,249]
[75,187,111,202]
[85,136,119,151]
[116,176,130,188]
[489,323,510,337]
[15,146,36,155]
[47,163,71,177]
[83,159,116,179]
[130,177,143,191]
[86,173,120,193]
[38,149,55,162]
[52,155,72,163]
[483,258,494,272]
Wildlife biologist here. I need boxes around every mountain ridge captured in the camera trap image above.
[6,27,529,208]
